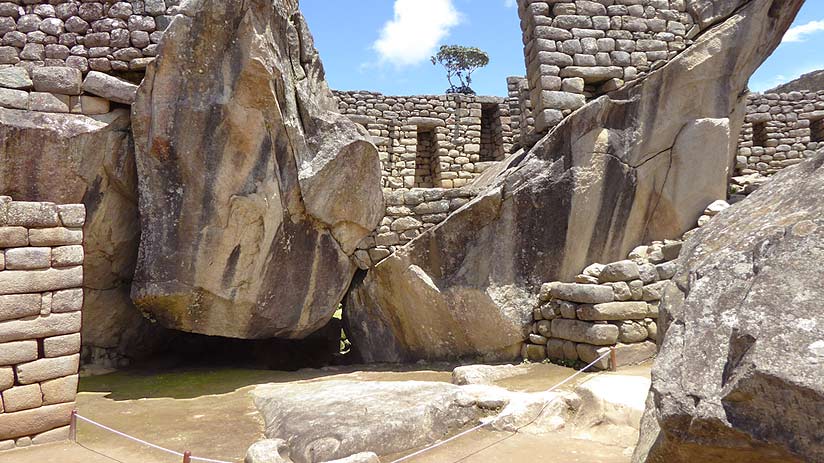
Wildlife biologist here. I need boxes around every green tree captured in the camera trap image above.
[431,45,490,95]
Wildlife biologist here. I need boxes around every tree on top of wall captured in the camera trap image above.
[431,45,490,95]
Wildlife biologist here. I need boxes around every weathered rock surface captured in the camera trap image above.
[633,150,824,462]
[346,0,801,362]
[251,380,493,463]
[131,0,383,338]
[0,108,168,359]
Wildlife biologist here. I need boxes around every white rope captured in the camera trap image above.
[74,414,233,463]
[388,349,613,463]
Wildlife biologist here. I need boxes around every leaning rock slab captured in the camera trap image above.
[633,150,824,462]
[131,0,383,338]
[345,0,801,362]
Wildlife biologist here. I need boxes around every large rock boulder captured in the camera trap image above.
[0,108,169,361]
[633,150,824,462]
[131,0,383,339]
[251,380,495,463]
[345,0,802,363]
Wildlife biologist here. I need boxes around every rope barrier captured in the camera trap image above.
[388,348,614,463]
[70,348,615,463]
[72,413,234,463]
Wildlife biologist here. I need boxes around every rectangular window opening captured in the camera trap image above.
[415,128,436,188]
[752,121,768,147]
[480,104,505,162]
[811,118,824,143]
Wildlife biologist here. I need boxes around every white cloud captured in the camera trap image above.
[783,19,824,43]
[373,0,461,66]
[504,0,516,7]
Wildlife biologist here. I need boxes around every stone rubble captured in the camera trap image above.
[0,197,84,449]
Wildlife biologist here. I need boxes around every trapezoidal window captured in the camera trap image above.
[752,121,768,147]
[811,117,824,143]
[480,103,505,162]
[415,128,436,188]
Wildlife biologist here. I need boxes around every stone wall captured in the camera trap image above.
[735,90,824,179]
[354,188,476,269]
[0,0,167,114]
[517,0,695,136]
[0,197,84,449]
[334,91,515,189]
[522,239,682,370]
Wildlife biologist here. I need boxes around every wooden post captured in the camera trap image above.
[610,346,617,372]
[183,450,192,463]
[69,410,78,442]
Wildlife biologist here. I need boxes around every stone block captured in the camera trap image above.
[51,245,84,267]
[40,374,78,405]
[56,205,85,227]
[0,402,74,440]
[28,227,82,246]
[551,319,619,345]
[30,67,82,95]
[0,294,41,322]
[29,92,71,113]
[82,71,138,104]
[0,367,12,391]
[0,67,32,90]
[51,288,83,313]
[0,227,28,247]
[0,88,28,110]
[540,282,614,304]
[3,247,51,270]
[599,260,641,282]
[31,426,70,445]
[0,266,83,296]
[540,90,586,111]
[43,333,81,358]
[576,344,611,370]
[0,311,81,343]
[5,202,59,228]
[79,95,110,115]
[618,321,649,343]
[546,339,565,359]
[642,280,670,301]
[611,341,657,367]
[577,301,651,321]
[0,340,38,366]
[522,343,547,362]
[1,384,43,412]
[15,354,80,384]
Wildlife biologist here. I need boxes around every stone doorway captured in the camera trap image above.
[480,103,505,161]
[415,128,437,188]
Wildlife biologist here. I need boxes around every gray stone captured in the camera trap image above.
[130,0,383,339]
[15,354,79,384]
[551,318,619,345]
[577,301,651,321]
[600,260,641,282]
[0,311,81,343]
[542,282,615,304]
[30,66,82,95]
[82,71,138,104]
[0,340,37,366]
[0,68,32,90]
[0,294,41,322]
[29,92,70,113]
[252,381,491,463]
[3,247,50,270]
[245,439,292,463]
[635,149,824,462]
[0,88,28,110]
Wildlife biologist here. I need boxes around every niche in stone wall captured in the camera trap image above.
[480,103,505,162]
[811,117,824,143]
[415,128,437,188]
[752,121,768,147]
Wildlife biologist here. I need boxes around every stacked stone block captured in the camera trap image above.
[354,188,476,269]
[517,0,696,135]
[522,238,684,370]
[0,197,84,450]
[735,90,824,181]
[334,91,515,189]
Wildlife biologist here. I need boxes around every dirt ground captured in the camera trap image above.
[0,362,650,463]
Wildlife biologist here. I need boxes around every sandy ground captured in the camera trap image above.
[0,362,650,463]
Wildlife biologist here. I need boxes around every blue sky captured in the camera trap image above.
[302,0,823,97]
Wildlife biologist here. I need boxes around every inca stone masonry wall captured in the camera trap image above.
[518,0,696,137]
[354,188,476,269]
[334,91,515,189]
[735,90,824,178]
[0,0,157,114]
[0,197,84,449]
